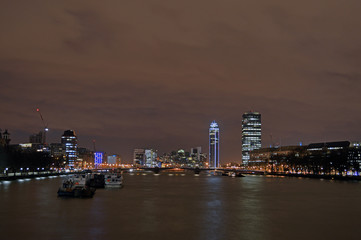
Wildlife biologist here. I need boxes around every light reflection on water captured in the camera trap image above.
[0,180,12,191]
[1,173,361,240]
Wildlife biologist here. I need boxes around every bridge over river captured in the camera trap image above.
[124,167,265,176]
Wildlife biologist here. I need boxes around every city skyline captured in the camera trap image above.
[1,110,360,165]
[1,1,361,163]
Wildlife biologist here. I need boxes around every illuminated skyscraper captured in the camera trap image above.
[209,121,220,168]
[242,112,261,165]
[61,130,78,168]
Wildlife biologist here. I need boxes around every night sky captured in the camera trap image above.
[1,1,361,163]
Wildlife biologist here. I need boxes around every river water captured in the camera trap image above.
[0,172,360,240]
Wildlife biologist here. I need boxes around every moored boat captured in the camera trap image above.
[57,175,95,198]
[88,173,105,188]
[104,173,123,187]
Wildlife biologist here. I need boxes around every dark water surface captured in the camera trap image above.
[1,173,361,240]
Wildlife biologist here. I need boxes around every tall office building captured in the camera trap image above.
[209,121,220,168]
[242,112,261,165]
[61,130,78,168]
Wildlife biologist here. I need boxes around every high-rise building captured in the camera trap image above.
[209,121,220,168]
[61,130,78,168]
[242,112,261,165]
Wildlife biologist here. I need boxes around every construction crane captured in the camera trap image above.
[270,134,274,148]
[36,108,49,144]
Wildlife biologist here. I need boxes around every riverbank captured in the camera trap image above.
[266,172,361,181]
[0,171,76,181]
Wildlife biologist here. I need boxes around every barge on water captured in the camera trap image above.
[104,173,123,187]
[57,174,96,198]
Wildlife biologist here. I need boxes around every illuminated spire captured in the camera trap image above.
[210,121,219,128]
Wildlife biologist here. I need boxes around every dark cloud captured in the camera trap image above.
[1,0,361,163]
[325,71,360,84]
[63,9,121,54]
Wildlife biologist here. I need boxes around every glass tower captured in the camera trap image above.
[209,121,220,168]
[242,112,261,165]
[61,130,78,168]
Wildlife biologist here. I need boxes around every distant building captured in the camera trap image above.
[17,131,48,153]
[242,112,261,165]
[107,154,121,165]
[133,149,158,167]
[306,141,361,175]
[190,147,207,167]
[307,141,350,151]
[94,152,104,167]
[176,149,187,166]
[249,145,306,171]
[145,149,158,167]
[159,153,172,166]
[61,130,78,168]
[0,129,10,146]
[209,121,220,168]
[191,147,202,162]
[29,131,44,144]
[78,147,94,168]
[200,153,207,166]
[158,148,207,168]
[248,141,361,175]
[348,142,361,173]
[133,149,145,166]
[50,143,64,159]
[19,143,34,150]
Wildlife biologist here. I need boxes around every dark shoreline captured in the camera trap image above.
[265,172,361,181]
[0,172,74,181]
[2,171,361,182]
